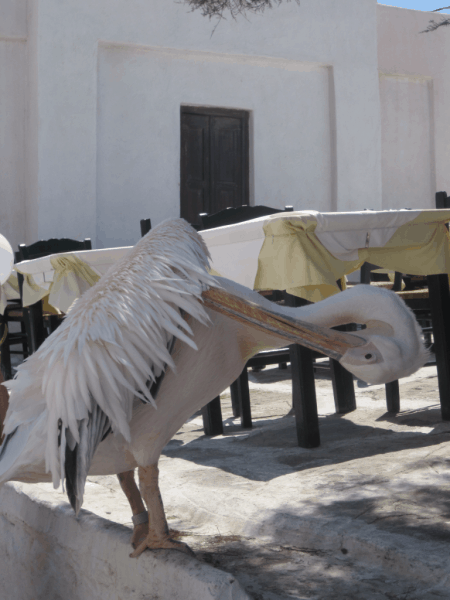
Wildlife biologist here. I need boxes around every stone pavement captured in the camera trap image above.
[3,361,450,599]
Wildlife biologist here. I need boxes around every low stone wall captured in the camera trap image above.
[0,482,250,600]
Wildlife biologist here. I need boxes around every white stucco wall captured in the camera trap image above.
[377,5,450,209]
[379,73,434,210]
[5,1,448,250]
[97,46,334,248]
[25,0,382,248]
[0,0,27,251]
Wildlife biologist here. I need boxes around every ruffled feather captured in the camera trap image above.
[5,218,217,489]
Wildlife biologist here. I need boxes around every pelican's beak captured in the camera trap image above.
[201,287,368,361]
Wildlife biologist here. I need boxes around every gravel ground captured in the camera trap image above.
[8,355,450,599]
[81,361,450,599]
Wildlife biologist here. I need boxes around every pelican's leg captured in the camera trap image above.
[117,470,148,548]
[130,464,194,558]
[0,369,9,444]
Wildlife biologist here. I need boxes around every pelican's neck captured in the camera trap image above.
[288,286,403,333]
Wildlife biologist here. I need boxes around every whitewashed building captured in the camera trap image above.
[1,0,449,250]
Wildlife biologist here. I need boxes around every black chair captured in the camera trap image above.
[284,193,450,436]
[0,301,28,380]
[199,205,294,435]
[281,289,361,447]
[398,193,450,419]
[435,190,450,209]
[140,219,152,237]
[200,205,294,230]
[15,237,92,355]
[17,238,92,262]
[199,204,356,447]
[2,238,92,378]
[357,193,450,415]
[1,248,32,379]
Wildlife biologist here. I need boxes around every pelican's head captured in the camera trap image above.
[340,329,430,385]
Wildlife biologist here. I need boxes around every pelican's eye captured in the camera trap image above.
[365,353,373,360]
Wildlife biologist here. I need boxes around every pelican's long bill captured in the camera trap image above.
[201,287,367,361]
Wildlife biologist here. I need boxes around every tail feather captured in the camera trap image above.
[0,427,19,462]
[64,402,111,515]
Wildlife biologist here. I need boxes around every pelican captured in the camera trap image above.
[0,218,428,556]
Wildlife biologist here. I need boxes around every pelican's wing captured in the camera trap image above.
[4,218,216,510]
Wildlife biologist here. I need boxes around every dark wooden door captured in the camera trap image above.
[180,107,249,227]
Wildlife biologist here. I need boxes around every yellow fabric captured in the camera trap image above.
[20,274,49,307]
[0,273,20,315]
[254,215,353,302]
[48,255,100,313]
[0,293,6,316]
[42,295,61,315]
[50,254,100,288]
[5,272,19,294]
[254,211,450,301]
[356,211,450,275]
[14,255,101,312]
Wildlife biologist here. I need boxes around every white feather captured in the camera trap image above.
[3,218,217,492]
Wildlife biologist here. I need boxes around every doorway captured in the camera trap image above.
[180,106,249,228]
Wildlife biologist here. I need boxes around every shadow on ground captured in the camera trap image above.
[163,407,450,483]
[180,496,450,600]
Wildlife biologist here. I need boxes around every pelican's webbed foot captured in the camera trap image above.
[130,531,194,557]
[128,464,195,558]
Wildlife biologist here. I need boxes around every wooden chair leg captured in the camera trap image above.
[329,324,357,414]
[47,314,62,335]
[427,274,450,420]
[330,359,356,414]
[201,396,224,436]
[385,380,400,413]
[0,316,12,381]
[20,321,28,358]
[23,302,46,355]
[230,379,241,417]
[0,368,9,442]
[0,348,12,381]
[236,368,252,429]
[283,291,320,448]
[290,343,320,448]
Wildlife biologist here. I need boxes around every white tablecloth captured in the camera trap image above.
[199,209,422,287]
[5,208,450,311]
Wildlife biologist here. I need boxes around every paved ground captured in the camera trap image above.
[18,359,450,599]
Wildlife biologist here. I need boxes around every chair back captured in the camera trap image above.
[199,205,294,231]
[12,237,92,357]
[17,237,93,304]
[140,219,152,237]
[436,191,450,209]
[18,238,92,262]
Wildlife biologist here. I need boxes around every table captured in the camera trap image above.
[10,209,450,312]
[5,209,450,448]
[0,247,132,354]
[13,247,131,313]
[201,208,450,446]
[200,209,450,300]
